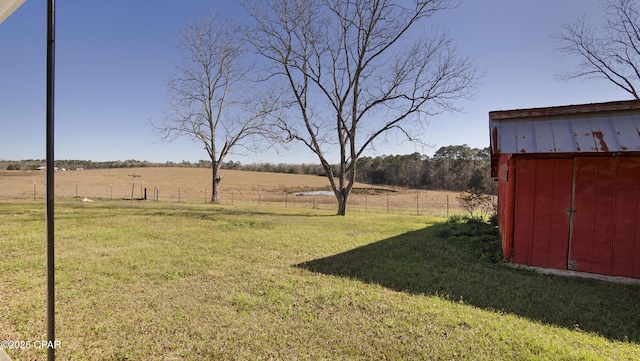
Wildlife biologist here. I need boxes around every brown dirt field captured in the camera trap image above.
[0,168,466,215]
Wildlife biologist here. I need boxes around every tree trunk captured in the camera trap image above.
[335,190,348,216]
[211,164,221,203]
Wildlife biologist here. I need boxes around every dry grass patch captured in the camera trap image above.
[0,168,465,216]
[0,168,352,200]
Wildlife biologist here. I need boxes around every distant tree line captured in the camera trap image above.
[1,159,159,171]
[223,144,496,194]
[0,159,219,171]
[2,144,495,194]
[355,145,495,194]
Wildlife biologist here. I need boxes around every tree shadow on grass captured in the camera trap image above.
[295,221,640,343]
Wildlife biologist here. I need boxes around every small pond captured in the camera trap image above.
[294,191,334,196]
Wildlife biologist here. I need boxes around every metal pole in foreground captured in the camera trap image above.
[46,0,56,360]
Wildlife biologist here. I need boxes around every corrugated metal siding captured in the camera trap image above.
[500,154,640,278]
[611,158,640,277]
[570,156,640,277]
[570,157,616,274]
[490,113,640,154]
[490,101,640,278]
[512,159,572,269]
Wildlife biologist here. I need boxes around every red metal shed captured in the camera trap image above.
[490,100,640,278]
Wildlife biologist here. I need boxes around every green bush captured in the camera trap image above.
[438,215,503,263]
[457,188,496,218]
[488,212,498,227]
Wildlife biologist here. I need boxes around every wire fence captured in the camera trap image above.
[4,181,469,217]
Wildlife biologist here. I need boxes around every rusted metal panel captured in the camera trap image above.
[489,100,640,156]
[490,114,640,154]
[512,159,572,269]
[592,115,619,151]
[612,118,640,151]
[489,100,640,120]
[571,118,599,152]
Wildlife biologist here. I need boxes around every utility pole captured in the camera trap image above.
[1,2,54,359]
[128,172,141,200]
[46,2,56,360]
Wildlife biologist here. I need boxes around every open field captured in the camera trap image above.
[0,168,467,216]
[0,167,347,199]
[1,201,639,360]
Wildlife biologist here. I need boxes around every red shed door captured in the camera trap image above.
[569,157,640,277]
[512,159,573,269]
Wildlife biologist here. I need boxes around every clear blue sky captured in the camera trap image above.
[0,0,630,164]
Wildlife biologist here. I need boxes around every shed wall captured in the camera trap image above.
[490,100,640,279]
[496,153,514,259]
[502,154,640,278]
[570,156,640,277]
[512,158,572,269]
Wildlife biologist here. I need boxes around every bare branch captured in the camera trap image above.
[243,0,478,214]
[555,0,640,99]
[151,11,276,202]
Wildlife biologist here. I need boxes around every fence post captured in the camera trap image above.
[387,193,389,214]
[34,182,36,201]
[232,191,234,205]
[446,194,449,218]
[205,190,207,203]
[285,193,288,208]
[110,185,113,200]
[416,192,419,216]
[178,188,181,203]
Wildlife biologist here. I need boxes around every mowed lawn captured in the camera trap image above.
[1,201,639,360]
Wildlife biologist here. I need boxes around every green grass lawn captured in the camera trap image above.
[1,200,639,360]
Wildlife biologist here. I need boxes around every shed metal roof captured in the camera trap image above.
[489,100,640,154]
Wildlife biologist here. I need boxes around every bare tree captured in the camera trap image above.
[243,0,478,215]
[557,0,640,99]
[154,12,269,203]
